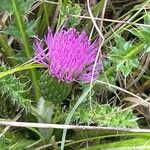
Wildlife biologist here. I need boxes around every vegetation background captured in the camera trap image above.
[0,0,150,149]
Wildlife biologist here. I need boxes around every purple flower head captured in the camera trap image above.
[34,28,102,82]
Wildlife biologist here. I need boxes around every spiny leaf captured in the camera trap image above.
[0,0,34,15]
[59,3,82,28]
[130,13,150,51]
[0,0,13,13]
[0,67,32,109]
[2,20,37,38]
[72,103,138,128]
[109,35,143,76]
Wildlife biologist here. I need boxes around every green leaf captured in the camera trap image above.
[0,0,34,15]
[2,20,37,38]
[0,0,13,13]
[121,63,133,77]
[0,66,32,109]
[72,103,138,128]
[80,138,150,150]
[2,21,20,38]
[119,59,140,77]
[19,0,34,16]
[36,98,54,139]
[59,3,82,28]
[0,133,36,149]
[130,13,150,46]
[109,34,143,77]
[114,34,126,50]
[26,20,37,37]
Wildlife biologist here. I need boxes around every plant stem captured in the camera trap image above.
[11,0,40,100]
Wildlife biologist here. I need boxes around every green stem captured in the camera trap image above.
[0,63,44,79]
[11,0,40,100]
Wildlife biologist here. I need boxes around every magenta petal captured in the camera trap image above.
[34,41,49,67]
[34,28,102,82]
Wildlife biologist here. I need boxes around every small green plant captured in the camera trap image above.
[58,3,82,28]
[72,103,138,128]
[109,34,141,77]
[0,66,31,109]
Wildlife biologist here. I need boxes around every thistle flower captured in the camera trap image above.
[34,28,102,82]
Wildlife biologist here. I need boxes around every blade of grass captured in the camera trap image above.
[42,0,49,27]
[104,0,150,44]
[36,1,55,36]
[60,85,94,150]
[65,132,150,148]
[0,34,17,66]
[80,138,150,150]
